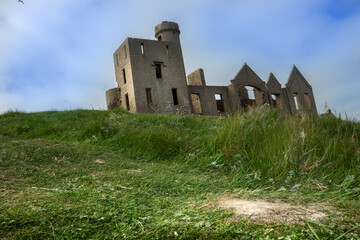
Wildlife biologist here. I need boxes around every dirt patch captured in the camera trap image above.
[218,198,338,224]
[94,159,105,164]
[122,169,142,173]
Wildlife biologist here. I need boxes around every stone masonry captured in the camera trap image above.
[106,21,317,116]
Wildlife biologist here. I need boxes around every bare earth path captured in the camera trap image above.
[218,198,339,224]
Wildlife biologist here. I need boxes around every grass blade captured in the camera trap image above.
[334,224,360,240]
[307,222,320,240]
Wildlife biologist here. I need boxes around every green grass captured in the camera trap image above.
[0,107,359,239]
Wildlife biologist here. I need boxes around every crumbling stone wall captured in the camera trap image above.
[106,22,317,116]
[106,88,121,110]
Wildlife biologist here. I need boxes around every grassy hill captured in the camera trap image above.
[0,107,359,239]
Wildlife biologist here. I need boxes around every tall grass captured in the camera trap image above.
[1,108,360,239]
[1,107,359,197]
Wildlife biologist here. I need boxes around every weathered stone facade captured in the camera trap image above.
[106,21,317,116]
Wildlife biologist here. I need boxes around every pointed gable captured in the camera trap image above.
[232,63,267,91]
[285,65,312,92]
[266,72,282,94]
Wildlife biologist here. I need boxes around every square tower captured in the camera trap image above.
[109,21,191,114]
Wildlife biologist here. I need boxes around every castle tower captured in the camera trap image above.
[106,21,191,114]
[155,21,181,44]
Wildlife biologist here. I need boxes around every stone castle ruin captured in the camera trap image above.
[106,21,317,116]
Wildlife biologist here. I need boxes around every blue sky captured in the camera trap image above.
[1,0,360,119]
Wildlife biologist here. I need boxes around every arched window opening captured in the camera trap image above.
[241,86,264,111]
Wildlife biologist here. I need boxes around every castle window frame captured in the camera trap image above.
[293,93,299,110]
[271,94,279,107]
[245,86,255,101]
[125,93,130,111]
[141,43,145,55]
[122,68,127,84]
[214,94,225,113]
[172,88,179,105]
[154,62,163,79]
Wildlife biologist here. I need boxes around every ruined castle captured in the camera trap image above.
[106,21,317,115]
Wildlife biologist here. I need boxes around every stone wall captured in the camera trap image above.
[113,38,136,113]
[188,68,206,86]
[127,37,191,114]
[105,88,121,110]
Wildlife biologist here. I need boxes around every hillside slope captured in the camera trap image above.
[0,108,359,239]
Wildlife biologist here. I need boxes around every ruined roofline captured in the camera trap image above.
[191,64,281,88]
[267,72,277,83]
[113,37,180,56]
[227,63,312,90]
[127,37,166,42]
[285,64,313,89]
[113,37,130,54]
[267,72,281,86]
[231,62,265,84]
[106,87,121,93]
[119,37,179,46]
[231,62,249,81]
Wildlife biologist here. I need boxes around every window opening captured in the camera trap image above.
[141,43,144,54]
[155,63,162,78]
[172,88,179,105]
[116,54,119,66]
[271,94,277,107]
[146,88,153,106]
[125,94,130,111]
[158,35,162,41]
[122,68,126,84]
[293,93,299,110]
[191,93,202,114]
[215,94,225,113]
[242,86,264,111]
[245,86,256,107]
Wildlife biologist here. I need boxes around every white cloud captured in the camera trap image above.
[0,0,359,119]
